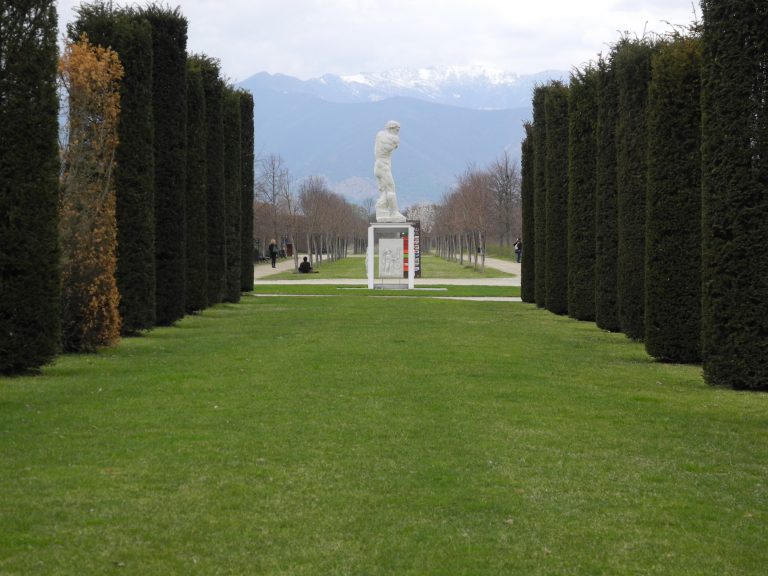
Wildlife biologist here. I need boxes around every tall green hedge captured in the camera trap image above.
[239,90,255,292]
[520,123,535,303]
[70,3,157,333]
[544,82,569,316]
[141,5,188,326]
[701,0,768,390]
[645,37,702,363]
[185,61,208,312]
[0,1,60,373]
[614,39,655,340]
[223,88,242,303]
[531,87,548,308]
[196,55,226,304]
[567,67,597,321]
[594,56,621,332]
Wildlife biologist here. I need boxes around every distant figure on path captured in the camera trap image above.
[374,121,406,223]
[269,239,278,268]
[298,256,312,273]
[514,238,522,263]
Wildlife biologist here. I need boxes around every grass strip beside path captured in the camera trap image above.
[1,296,767,574]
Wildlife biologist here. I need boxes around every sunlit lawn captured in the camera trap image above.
[1,294,767,574]
[259,253,513,280]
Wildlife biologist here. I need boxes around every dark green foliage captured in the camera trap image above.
[0,1,60,373]
[196,55,226,304]
[223,88,242,303]
[645,37,702,363]
[544,82,569,315]
[239,91,255,292]
[520,123,535,303]
[594,56,621,332]
[185,61,208,312]
[614,39,655,340]
[567,67,597,321]
[701,0,768,390]
[141,5,188,326]
[531,87,547,308]
[70,3,157,333]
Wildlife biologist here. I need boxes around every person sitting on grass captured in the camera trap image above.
[298,256,313,274]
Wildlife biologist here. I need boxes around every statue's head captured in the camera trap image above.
[385,120,400,134]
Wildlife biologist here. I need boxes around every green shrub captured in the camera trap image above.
[594,56,620,332]
[239,91,255,292]
[0,1,61,372]
[700,0,768,390]
[544,82,569,315]
[520,123,535,303]
[141,5,188,326]
[185,61,208,312]
[567,67,597,321]
[645,37,702,363]
[223,88,242,303]
[614,39,655,340]
[532,87,547,308]
[196,55,226,304]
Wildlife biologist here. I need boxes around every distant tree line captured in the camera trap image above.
[1,1,255,374]
[520,0,767,391]
[253,154,369,270]
[430,151,522,270]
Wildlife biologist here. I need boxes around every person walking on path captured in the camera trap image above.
[514,238,522,263]
[268,239,279,268]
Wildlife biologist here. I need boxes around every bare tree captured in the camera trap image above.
[255,153,290,247]
[488,150,522,250]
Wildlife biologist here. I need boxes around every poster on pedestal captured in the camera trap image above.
[378,239,403,278]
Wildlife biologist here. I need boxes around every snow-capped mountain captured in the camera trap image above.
[237,67,567,205]
[240,66,567,110]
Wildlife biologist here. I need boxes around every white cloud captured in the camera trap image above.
[56,0,698,80]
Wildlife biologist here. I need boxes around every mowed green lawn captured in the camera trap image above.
[1,295,767,574]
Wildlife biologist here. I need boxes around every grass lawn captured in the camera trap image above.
[1,295,767,574]
[260,254,513,280]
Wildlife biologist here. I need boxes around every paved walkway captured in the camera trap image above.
[253,254,521,287]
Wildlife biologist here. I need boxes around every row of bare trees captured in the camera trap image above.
[432,151,522,270]
[253,155,368,270]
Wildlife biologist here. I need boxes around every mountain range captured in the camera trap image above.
[237,66,567,206]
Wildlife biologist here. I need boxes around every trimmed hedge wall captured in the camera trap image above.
[70,5,157,333]
[142,5,188,326]
[544,82,569,315]
[223,88,242,303]
[0,1,61,373]
[239,91,255,292]
[701,0,768,390]
[185,61,208,312]
[196,56,226,305]
[614,39,655,340]
[645,37,702,363]
[594,56,621,332]
[531,87,548,308]
[520,123,535,303]
[567,67,597,321]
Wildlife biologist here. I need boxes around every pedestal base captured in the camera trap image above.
[367,223,415,289]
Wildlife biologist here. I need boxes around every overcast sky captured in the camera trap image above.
[57,0,699,81]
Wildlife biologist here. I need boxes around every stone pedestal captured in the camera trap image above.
[367,223,415,289]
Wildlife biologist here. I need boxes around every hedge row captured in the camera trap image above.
[0,2,255,374]
[521,3,766,390]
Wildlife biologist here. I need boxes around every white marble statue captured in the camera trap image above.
[374,120,407,222]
